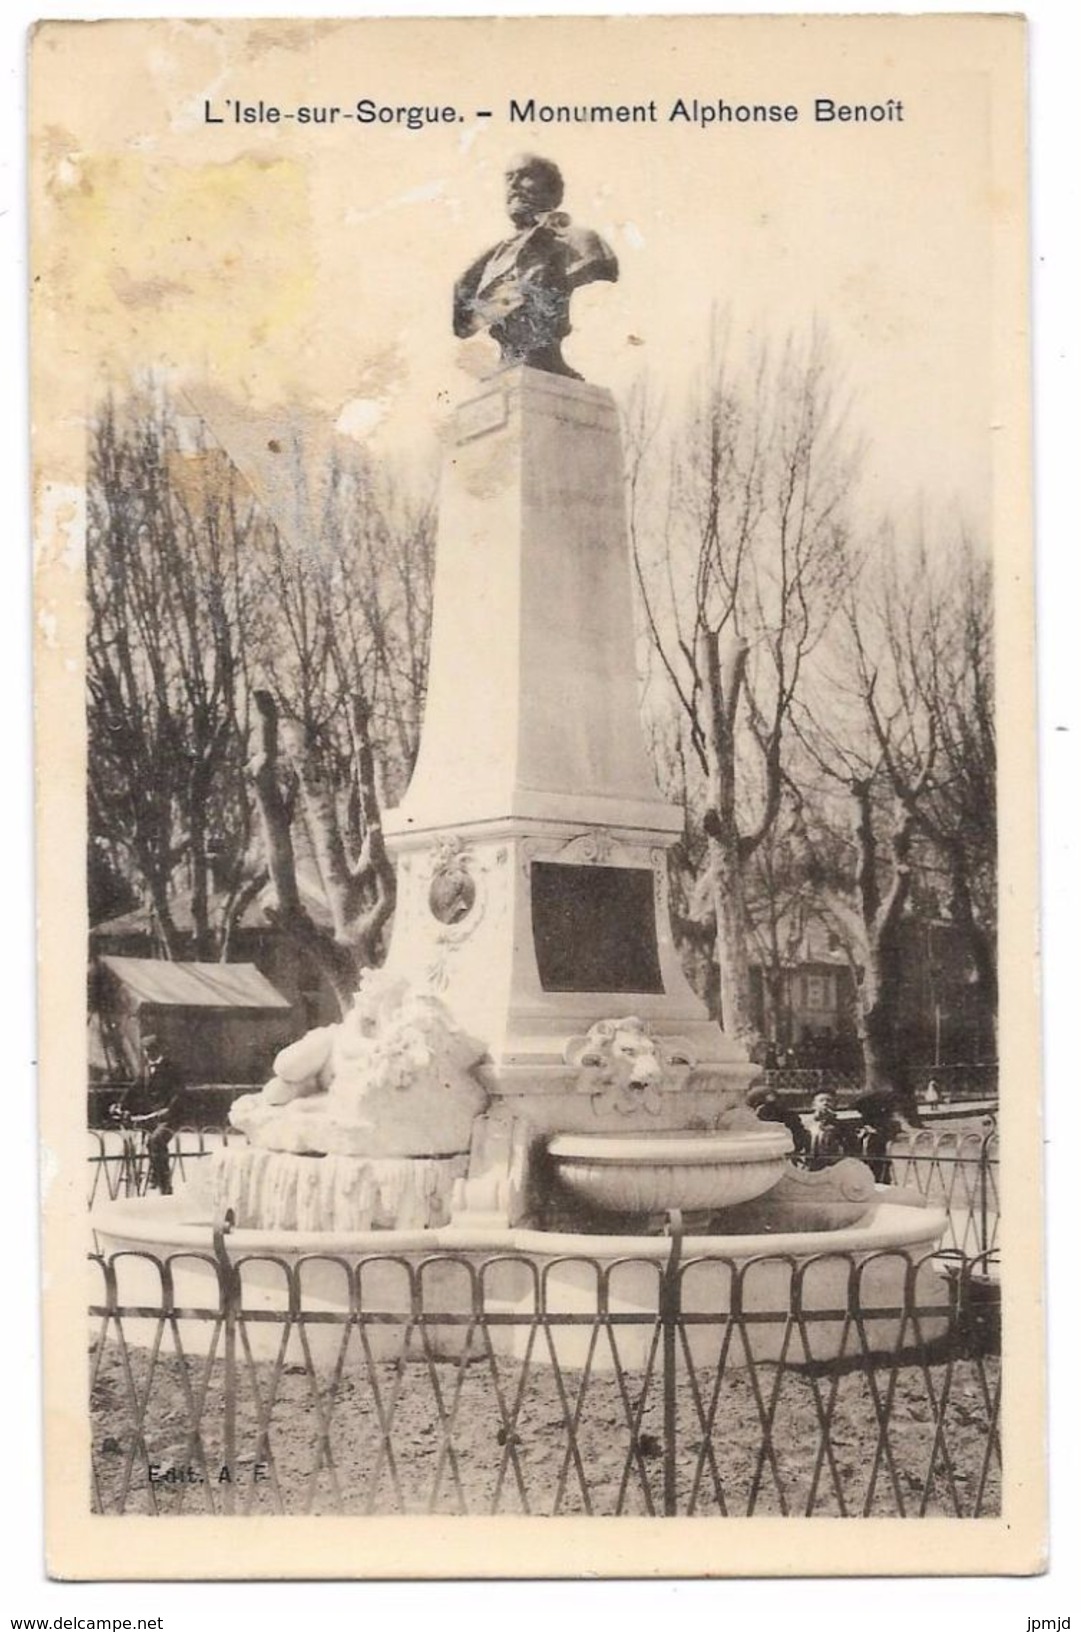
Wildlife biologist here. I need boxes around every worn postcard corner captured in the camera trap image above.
[31,13,1041,1581]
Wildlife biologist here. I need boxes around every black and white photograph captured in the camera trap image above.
[26,10,1047,1581]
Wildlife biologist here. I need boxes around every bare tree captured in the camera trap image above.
[86,391,261,957]
[87,390,436,1009]
[797,769,928,1105]
[792,521,995,1099]
[743,818,827,1051]
[628,325,857,1046]
[247,688,395,1012]
[910,540,996,1015]
[241,431,436,1011]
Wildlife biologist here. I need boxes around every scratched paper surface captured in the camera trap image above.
[31,16,1040,1579]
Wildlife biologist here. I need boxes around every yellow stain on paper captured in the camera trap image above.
[37,149,313,404]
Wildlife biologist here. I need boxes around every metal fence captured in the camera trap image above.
[87,1121,1000,1260]
[87,1126,239,1209]
[760,1064,998,1103]
[915,1062,999,1102]
[88,1082,242,1130]
[888,1122,998,1257]
[90,1227,1000,1520]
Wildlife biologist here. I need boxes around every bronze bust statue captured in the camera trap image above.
[453,154,619,378]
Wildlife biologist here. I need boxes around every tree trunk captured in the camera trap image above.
[278,714,364,938]
[248,689,396,1017]
[764,963,786,1048]
[707,823,757,1044]
[144,873,184,961]
[850,779,921,1118]
[189,798,213,960]
[699,628,759,1049]
[948,852,999,1030]
[248,692,361,1013]
[860,944,901,1092]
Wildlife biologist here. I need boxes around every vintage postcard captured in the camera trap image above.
[31,14,1041,1579]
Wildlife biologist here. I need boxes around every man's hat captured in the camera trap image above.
[746,1084,778,1108]
[852,1089,895,1118]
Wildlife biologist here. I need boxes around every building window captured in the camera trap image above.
[804,973,833,1011]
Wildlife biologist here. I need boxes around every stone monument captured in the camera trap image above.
[383,156,762,1227]
[220,154,765,1233]
[96,160,947,1366]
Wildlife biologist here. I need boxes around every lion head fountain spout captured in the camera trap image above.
[566,1017,694,1118]
[527,1014,791,1227]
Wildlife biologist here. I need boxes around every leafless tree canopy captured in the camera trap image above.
[789,525,996,1097]
[627,325,858,1047]
[87,392,260,958]
[87,389,435,1008]
[628,323,996,1092]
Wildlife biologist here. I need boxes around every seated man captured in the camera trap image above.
[806,1091,849,1171]
[126,1035,189,1196]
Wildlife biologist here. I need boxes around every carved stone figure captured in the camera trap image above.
[565,1016,694,1117]
[228,969,488,1157]
[453,154,618,378]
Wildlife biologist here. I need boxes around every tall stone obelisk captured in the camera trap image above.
[382,160,753,1182]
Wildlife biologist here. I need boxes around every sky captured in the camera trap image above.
[30,15,1021,540]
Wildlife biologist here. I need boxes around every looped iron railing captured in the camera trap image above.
[888,1125,999,1255]
[89,1239,1001,1519]
[87,1124,239,1208]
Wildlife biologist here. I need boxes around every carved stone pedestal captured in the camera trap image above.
[382,370,755,1227]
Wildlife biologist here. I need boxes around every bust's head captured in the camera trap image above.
[505,153,564,227]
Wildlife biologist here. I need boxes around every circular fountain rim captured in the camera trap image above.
[92,1192,948,1261]
[547,1128,793,1165]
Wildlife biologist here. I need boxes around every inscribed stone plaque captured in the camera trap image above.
[531,862,663,994]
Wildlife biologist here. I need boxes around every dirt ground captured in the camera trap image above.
[90,1329,1000,1520]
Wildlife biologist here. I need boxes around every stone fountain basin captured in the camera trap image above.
[90,1190,948,1370]
[547,1127,793,1216]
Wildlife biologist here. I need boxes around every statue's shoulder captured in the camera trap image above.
[557,222,619,284]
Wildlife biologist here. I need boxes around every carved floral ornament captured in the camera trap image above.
[519,829,660,878]
[564,1016,697,1117]
[556,828,617,864]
